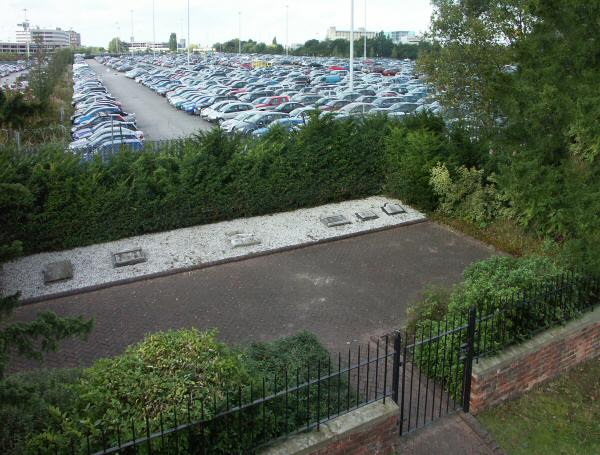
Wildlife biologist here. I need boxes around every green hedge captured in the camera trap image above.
[0,113,480,256]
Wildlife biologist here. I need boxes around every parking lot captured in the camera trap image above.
[8,222,496,373]
[87,59,212,140]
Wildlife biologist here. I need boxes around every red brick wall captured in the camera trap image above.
[470,316,600,414]
[308,414,398,455]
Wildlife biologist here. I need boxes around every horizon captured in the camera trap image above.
[3,0,432,48]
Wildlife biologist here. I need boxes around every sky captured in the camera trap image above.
[2,0,433,48]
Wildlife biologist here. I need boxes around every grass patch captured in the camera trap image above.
[478,358,600,455]
[431,214,543,257]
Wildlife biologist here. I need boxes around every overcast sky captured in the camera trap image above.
[3,0,432,48]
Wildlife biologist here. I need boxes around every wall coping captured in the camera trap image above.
[473,306,600,378]
[261,399,399,455]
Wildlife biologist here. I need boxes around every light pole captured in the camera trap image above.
[363,0,367,61]
[115,22,121,53]
[349,0,354,92]
[285,5,289,57]
[238,12,241,54]
[130,10,134,54]
[18,9,30,60]
[152,0,156,57]
[187,0,190,65]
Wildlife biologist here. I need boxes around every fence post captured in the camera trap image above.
[392,331,401,404]
[462,306,477,413]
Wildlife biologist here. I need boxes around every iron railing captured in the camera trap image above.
[44,272,599,454]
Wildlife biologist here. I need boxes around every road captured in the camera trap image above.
[87,59,212,140]
[8,222,497,373]
[0,70,27,87]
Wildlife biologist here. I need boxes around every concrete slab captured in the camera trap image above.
[42,260,73,284]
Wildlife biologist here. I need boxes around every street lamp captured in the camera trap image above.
[285,5,289,57]
[152,0,156,57]
[349,0,354,92]
[238,12,242,54]
[17,9,30,60]
[130,10,134,54]
[363,0,367,61]
[187,0,190,65]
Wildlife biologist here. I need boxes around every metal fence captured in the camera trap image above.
[50,272,598,454]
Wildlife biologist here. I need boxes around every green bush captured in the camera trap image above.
[6,329,355,454]
[429,163,506,228]
[406,255,585,402]
[0,369,81,455]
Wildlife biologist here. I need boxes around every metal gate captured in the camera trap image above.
[391,307,477,435]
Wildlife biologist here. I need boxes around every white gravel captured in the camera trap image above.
[0,196,425,300]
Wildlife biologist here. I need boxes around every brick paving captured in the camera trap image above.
[8,222,497,373]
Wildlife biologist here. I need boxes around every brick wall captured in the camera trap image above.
[308,413,398,455]
[262,399,399,455]
[470,307,600,414]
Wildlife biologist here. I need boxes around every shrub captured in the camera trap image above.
[0,369,81,455]
[429,163,506,228]
[384,125,445,212]
[14,329,353,454]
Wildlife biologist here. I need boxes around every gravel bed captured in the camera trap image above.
[0,196,425,300]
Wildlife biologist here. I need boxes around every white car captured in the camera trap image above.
[220,110,259,132]
[206,102,255,123]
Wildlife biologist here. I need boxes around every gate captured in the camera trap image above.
[391,306,477,435]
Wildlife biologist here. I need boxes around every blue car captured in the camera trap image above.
[252,117,306,137]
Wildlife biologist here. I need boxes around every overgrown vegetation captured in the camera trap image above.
[1,330,354,454]
[0,47,73,142]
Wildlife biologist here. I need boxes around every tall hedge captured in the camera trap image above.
[0,114,439,255]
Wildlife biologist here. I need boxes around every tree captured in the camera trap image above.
[168,32,177,52]
[108,37,123,53]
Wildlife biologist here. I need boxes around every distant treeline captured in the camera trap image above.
[213,32,430,59]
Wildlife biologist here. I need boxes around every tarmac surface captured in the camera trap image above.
[9,221,496,373]
[87,59,212,140]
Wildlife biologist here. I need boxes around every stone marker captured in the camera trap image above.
[355,210,379,221]
[230,233,261,248]
[112,247,147,268]
[43,260,74,284]
[381,202,406,215]
[320,215,351,227]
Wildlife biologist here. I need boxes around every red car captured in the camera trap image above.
[255,95,290,110]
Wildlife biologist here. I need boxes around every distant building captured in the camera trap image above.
[385,31,417,44]
[326,27,418,44]
[178,38,186,49]
[68,30,81,48]
[1,26,81,54]
[124,41,170,53]
[326,27,377,41]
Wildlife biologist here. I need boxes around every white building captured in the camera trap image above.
[17,27,70,48]
[126,42,170,53]
[326,27,377,41]
[326,27,418,44]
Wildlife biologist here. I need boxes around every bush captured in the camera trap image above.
[0,369,81,455]
[429,163,506,228]
[8,329,353,454]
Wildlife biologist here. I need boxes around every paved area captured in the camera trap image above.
[8,222,496,373]
[0,70,27,87]
[395,413,502,454]
[87,60,211,140]
[1,196,425,301]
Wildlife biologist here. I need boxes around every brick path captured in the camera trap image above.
[8,222,496,373]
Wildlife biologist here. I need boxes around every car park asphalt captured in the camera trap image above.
[87,59,212,140]
[8,222,497,373]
